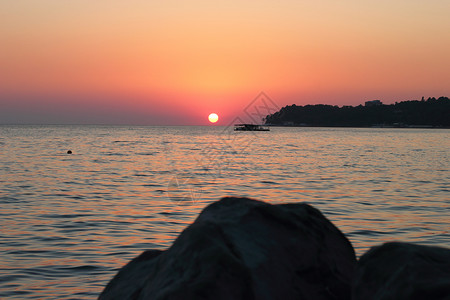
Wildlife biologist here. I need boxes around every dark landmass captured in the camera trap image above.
[99,197,450,300]
[264,97,450,128]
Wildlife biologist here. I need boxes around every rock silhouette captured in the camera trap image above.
[352,242,450,300]
[99,197,357,300]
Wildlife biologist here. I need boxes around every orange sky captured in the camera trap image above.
[1,1,449,125]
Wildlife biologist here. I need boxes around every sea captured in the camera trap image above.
[1,125,449,299]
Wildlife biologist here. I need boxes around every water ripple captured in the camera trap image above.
[0,125,448,299]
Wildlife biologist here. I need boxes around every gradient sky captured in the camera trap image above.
[1,0,449,125]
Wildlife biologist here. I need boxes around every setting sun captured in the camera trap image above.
[208,113,219,123]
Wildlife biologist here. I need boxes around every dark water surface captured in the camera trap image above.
[1,125,449,299]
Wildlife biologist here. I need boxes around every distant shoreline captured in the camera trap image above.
[266,124,450,129]
[264,97,450,128]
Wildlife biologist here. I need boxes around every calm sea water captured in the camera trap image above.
[1,125,449,299]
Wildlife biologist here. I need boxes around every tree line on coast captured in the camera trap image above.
[264,97,450,127]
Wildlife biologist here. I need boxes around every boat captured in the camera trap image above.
[234,124,270,131]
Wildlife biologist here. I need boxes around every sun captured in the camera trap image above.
[208,113,219,123]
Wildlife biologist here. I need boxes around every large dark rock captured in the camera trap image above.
[99,197,356,300]
[352,242,450,300]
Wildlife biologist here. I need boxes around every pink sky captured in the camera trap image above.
[1,1,449,125]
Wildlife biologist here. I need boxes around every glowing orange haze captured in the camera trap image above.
[1,1,449,125]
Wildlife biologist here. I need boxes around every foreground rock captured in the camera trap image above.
[352,242,450,300]
[99,197,356,300]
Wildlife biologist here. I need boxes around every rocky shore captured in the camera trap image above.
[99,197,450,300]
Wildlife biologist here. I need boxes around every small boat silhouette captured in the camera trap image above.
[234,124,270,131]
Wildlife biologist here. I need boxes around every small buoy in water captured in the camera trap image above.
[67,150,72,154]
